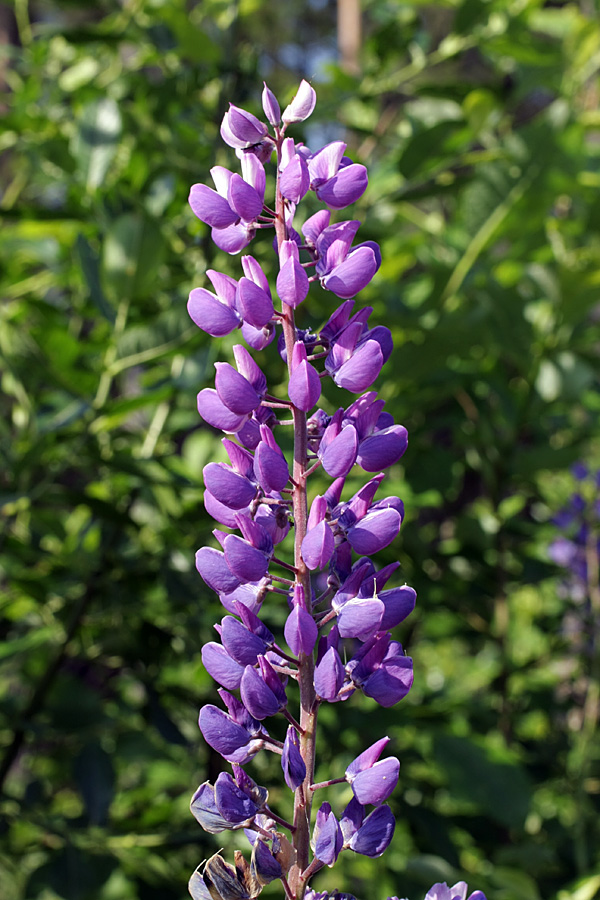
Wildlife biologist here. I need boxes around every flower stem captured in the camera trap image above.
[274,132,317,900]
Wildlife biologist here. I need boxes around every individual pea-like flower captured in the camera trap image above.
[307,141,368,209]
[189,155,267,253]
[346,632,414,707]
[277,239,310,307]
[312,801,343,866]
[288,341,321,411]
[302,214,381,299]
[348,804,396,857]
[281,725,306,790]
[282,78,317,125]
[345,736,400,805]
[221,102,269,150]
[198,694,267,764]
[190,766,268,834]
[240,655,288,720]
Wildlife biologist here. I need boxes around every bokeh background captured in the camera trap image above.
[1,1,600,898]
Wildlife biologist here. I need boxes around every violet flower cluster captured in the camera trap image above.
[548,463,600,671]
[185,80,487,900]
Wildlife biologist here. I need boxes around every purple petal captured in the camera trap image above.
[320,425,358,477]
[346,737,390,777]
[189,183,238,228]
[316,164,368,209]
[313,803,343,866]
[221,616,269,666]
[333,340,384,393]
[236,277,274,328]
[195,547,241,594]
[276,256,310,308]
[357,425,408,472]
[189,869,212,900]
[302,209,331,246]
[228,173,264,221]
[240,665,280,719]
[262,83,280,125]
[215,362,261,415]
[379,585,416,630]
[347,508,402,555]
[282,725,306,791]
[199,705,252,757]
[223,104,268,147]
[282,79,316,124]
[254,442,289,493]
[349,804,395,857]
[202,642,244,690]
[314,646,344,701]
[197,388,248,432]
[284,605,318,656]
[316,220,360,275]
[337,597,384,641]
[340,796,365,842]
[288,359,321,411]
[350,757,399,805]
[203,462,256,510]
[280,155,310,203]
[214,771,259,824]
[211,222,253,254]
[363,656,414,707]
[204,490,240,528]
[301,519,335,571]
[251,839,282,885]
[188,288,240,337]
[233,344,267,396]
[323,243,381,298]
[224,534,270,583]
[190,782,231,834]
[309,142,347,183]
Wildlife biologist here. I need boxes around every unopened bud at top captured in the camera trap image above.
[282,79,317,124]
[262,83,281,126]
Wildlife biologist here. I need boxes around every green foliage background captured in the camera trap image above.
[1,1,600,898]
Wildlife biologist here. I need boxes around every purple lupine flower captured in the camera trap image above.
[237,255,274,328]
[306,217,381,298]
[420,883,488,900]
[288,341,321,411]
[201,641,244,690]
[348,804,395,857]
[262,82,281,126]
[188,270,241,337]
[312,801,343,866]
[345,737,400,805]
[221,103,269,149]
[282,79,316,124]
[240,656,287,720]
[347,632,414,707]
[318,410,359,477]
[277,239,310,307]
[281,725,306,790]
[198,703,264,763]
[187,80,422,900]
[308,142,368,209]
[284,585,318,655]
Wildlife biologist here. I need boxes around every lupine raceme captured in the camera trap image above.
[185,80,487,900]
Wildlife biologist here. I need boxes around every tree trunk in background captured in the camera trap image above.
[337,0,361,75]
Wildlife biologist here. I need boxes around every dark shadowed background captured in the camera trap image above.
[1,1,599,898]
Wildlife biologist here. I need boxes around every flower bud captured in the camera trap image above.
[282,79,316,124]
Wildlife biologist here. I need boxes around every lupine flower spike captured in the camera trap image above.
[185,81,487,900]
